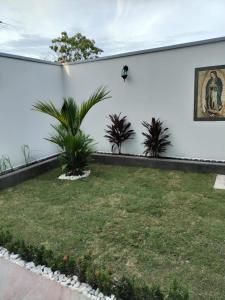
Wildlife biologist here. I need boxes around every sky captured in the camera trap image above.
[1,0,225,60]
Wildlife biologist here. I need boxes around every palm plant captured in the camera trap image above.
[33,86,110,175]
[104,113,135,154]
[142,117,171,158]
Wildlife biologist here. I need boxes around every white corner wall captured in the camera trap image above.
[1,39,225,168]
[0,56,64,168]
[64,41,225,161]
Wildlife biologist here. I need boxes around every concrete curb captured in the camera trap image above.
[0,156,59,190]
[92,153,225,174]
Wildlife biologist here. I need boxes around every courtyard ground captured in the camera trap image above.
[0,164,224,299]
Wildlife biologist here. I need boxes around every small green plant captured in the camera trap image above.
[86,266,113,295]
[21,144,31,165]
[0,155,13,174]
[105,113,135,154]
[113,276,135,299]
[142,117,171,158]
[75,253,93,282]
[0,230,12,245]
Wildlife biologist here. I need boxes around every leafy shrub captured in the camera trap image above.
[113,276,135,299]
[97,270,113,295]
[113,277,165,300]
[142,117,171,158]
[5,239,21,254]
[16,240,35,262]
[35,247,55,267]
[105,113,135,154]
[133,281,164,300]
[0,230,12,245]
[75,254,93,283]
[54,256,76,275]
[85,265,99,289]
[86,266,113,295]
[33,87,110,175]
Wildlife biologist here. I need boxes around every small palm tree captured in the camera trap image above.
[33,86,110,175]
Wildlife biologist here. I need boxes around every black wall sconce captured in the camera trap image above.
[121,65,128,82]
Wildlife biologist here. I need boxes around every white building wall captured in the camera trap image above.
[64,40,225,161]
[0,56,64,168]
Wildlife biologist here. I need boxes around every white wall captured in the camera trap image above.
[0,56,64,168]
[1,39,225,167]
[64,41,225,161]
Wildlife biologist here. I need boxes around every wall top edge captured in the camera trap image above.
[0,52,61,66]
[63,36,225,65]
[1,36,225,66]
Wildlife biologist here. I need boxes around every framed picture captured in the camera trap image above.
[194,64,225,121]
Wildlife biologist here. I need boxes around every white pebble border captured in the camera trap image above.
[58,170,91,181]
[0,246,116,300]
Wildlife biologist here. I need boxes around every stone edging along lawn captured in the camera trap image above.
[1,152,225,190]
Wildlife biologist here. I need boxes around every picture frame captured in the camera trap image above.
[194,64,225,121]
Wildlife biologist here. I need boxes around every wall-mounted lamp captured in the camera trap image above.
[121,65,128,82]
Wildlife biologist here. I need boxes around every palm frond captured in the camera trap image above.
[45,124,67,149]
[32,101,69,129]
[79,86,111,124]
[61,97,80,134]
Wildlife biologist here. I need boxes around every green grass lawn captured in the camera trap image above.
[0,164,225,299]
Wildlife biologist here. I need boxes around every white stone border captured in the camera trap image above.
[0,246,115,300]
[58,170,91,181]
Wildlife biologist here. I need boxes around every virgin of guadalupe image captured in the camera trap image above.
[205,71,223,114]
